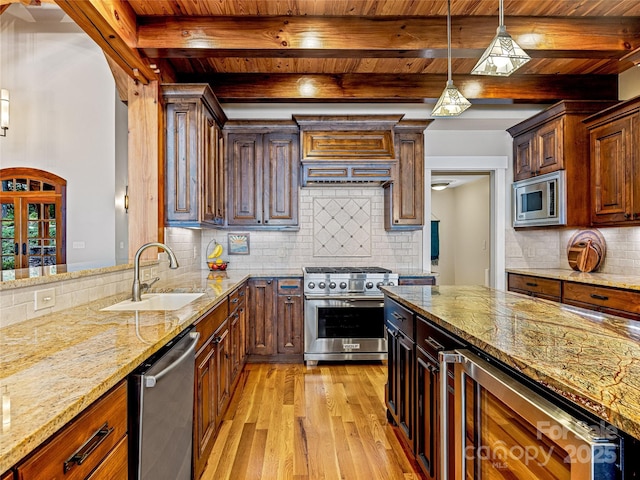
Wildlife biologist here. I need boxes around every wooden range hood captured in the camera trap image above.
[294,115,404,186]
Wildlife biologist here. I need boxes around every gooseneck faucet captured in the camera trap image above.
[132,242,180,301]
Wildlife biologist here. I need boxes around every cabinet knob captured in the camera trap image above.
[265,219,269,224]
[624,213,631,219]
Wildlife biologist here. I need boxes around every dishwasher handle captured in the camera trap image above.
[144,331,200,388]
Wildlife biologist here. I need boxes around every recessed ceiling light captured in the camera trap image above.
[431,182,451,191]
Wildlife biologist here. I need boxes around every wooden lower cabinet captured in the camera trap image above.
[1,470,13,480]
[248,278,277,356]
[194,341,216,479]
[508,272,640,321]
[14,381,127,480]
[248,277,304,360]
[507,272,562,302]
[276,278,303,355]
[563,281,640,321]
[385,297,415,451]
[229,282,248,386]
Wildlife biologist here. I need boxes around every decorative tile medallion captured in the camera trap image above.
[313,197,371,257]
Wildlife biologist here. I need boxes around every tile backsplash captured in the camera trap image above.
[506,226,640,275]
[201,186,423,272]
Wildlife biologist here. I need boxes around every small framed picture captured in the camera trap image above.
[228,233,250,255]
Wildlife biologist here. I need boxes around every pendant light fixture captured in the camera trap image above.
[431,0,471,117]
[471,0,530,76]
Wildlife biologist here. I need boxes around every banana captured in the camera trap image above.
[207,242,224,259]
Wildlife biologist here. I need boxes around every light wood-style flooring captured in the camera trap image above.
[201,362,422,480]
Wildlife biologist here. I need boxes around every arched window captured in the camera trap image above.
[0,168,66,280]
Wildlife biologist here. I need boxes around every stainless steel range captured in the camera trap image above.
[303,267,398,364]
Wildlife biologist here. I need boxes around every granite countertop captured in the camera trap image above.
[506,267,640,292]
[382,285,640,441]
[0,267,303,473]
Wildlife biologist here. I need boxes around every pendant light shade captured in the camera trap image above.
[471,0,530,76]
[431,0,471,117]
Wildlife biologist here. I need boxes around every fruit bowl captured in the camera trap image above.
[208,260,228,271]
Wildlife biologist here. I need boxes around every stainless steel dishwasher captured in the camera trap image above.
[129,326,200,480]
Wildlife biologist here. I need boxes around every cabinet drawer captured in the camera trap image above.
[385,298,414,340]
[398,276,436,286]
[563,282,640,319]
[195,299,229,351]
[228,286,243,310]
[508,273,561,301]
[277,278,302,295]
[86,435,128,480]
[16,381,127,480]
[416,316,465,360]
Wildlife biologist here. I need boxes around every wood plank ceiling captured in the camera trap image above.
[16,1,640,103]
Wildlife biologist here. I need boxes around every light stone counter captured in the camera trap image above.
[506,268,640,291]
[382,285,640,441]
[0,267,302,473]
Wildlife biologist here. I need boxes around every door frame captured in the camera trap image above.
[424,156,508,290]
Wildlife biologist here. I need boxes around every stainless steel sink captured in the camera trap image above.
[101,293,204,311]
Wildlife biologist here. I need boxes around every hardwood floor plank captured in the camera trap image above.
[201,362,422,480]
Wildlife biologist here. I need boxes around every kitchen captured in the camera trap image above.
[2,1,640,479]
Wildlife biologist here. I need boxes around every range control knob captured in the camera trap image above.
[388,281,395,286]
[339,282,347,289]
[329,282,337,289]
[307,282,316,289]
[376,282,383,288]
[366,282,374,289]
[318,282,326,289]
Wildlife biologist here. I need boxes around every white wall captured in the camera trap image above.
[620,67,640,101]
[432,177,491,285]
[0,4,117,270]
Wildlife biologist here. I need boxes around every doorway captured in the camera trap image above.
[425,156,508,290]
[430,172,490,285]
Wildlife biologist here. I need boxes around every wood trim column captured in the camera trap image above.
[127,78,163,261]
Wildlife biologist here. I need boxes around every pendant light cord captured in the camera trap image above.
[499,0,504,27]
[447,0,452,82]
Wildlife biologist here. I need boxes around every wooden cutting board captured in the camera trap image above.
[567,229,606,272]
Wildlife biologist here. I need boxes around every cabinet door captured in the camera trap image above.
[536,117,564,175]
[166,101,199,224]
[277,293,303,354]
[385,326,400,422]
[416,348,438,480]
[513,131,535,181]
[591,116,633,224]
[86,436,128,480]
[194,343,216,480]
[397,331,415,450]
[248,278,276,355]
[214,323,230,421]
[203,120,225,226]
[263,133,299,226]
[228,133,263,225]
[230,310,241,380]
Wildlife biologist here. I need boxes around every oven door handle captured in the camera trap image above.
[304,295,384,302]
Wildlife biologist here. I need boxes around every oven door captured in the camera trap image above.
[304,296,387,361]
[440,350,620,480]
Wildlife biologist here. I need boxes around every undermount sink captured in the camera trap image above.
[101,293,204,311]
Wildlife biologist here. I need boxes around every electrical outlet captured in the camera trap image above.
[34,288,56,311]
[141,269,151,281]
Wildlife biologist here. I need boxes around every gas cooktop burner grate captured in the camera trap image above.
[304,266,392,274]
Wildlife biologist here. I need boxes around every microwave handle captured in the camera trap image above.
[439,351,464,480]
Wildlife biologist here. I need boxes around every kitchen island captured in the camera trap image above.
[382,284,640,442]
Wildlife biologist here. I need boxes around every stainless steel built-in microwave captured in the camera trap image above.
[512,170,566,227]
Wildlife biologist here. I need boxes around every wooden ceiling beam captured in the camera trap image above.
[137,16,640,58]
[54,0,159,84]
[190,73,618,103]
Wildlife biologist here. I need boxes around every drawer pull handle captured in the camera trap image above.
[424,336,445,352]
[391,312,405,321]
[525,282,538,287]
[591,294,609,301]
[231,298,239,304]
[63,422,113,473]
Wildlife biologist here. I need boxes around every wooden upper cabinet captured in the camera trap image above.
[225,122,299,229]
[508,100,616,227]
[163,84,227,228]
[584,96,640,226]
[508,101,613,182]
[384,120,432,231]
